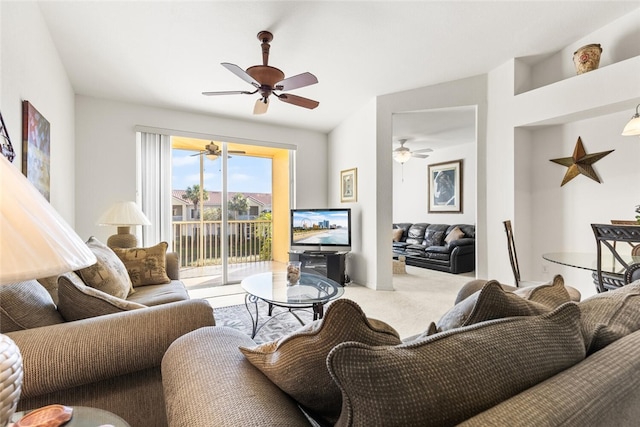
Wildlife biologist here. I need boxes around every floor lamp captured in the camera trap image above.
[0,154,96,426]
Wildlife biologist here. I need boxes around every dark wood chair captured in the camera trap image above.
[625,262,640,285]
[591,223,640,293]
[503,220,522,287]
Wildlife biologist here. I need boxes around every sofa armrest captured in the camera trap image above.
[7,299,214,398]
[446,237,475,249]
[166,252,180,280]
[162,326,310,426]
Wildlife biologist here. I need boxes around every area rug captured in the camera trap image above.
[213,300,315,344]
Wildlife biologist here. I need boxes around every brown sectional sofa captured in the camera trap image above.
[161,279,640,426]
[1,251,216,427]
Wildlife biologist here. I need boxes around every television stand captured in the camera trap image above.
[289,251,348,285]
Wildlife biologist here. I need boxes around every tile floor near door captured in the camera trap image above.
[184,264,475,339]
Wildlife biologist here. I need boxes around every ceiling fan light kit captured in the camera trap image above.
[203,31,319,115]
[393,139,432,164]
[621,104,640,136]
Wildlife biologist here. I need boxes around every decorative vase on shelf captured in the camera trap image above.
[573,44,602,75]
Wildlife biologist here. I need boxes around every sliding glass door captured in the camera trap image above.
[171,136,288,286]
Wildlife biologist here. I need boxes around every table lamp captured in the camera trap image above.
[96,201,151,248]
[0,154,97,426]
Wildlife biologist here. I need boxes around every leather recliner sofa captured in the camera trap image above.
[392,223,475,274]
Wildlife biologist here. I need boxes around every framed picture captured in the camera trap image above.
[340,168,357,203]
[428,159,462,213]
[22,101,50,201]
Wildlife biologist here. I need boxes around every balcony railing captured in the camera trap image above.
[171,219,273,267]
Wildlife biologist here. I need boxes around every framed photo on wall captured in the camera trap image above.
[428,159,462,213]
[340,168,357,203]
[22,100,51,201]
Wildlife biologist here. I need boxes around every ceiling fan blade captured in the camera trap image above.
[275,72,318,91]
[413,148,434,153]
[253,97,269,115]
[276,93,319,110]
[221,62,261,88]
[412,153,430,159]
[229,150,246,154]
[202,90,256,96]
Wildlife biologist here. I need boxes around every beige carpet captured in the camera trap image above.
[189,266,476,340]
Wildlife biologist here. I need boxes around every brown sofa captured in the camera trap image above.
[161,280,640,426]
[1,251,216,427]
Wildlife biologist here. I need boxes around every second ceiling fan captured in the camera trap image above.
[393,139,432,164]
[191,142,245,160]
[202,31,319,115]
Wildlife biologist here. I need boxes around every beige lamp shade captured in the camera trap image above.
[0,154,96,284]
[97,201,151,248]
[0,154,97,426]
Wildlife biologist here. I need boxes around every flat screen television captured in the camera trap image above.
[290,208,351,251]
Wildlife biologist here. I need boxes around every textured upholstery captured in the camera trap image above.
[112,242,171,287]
[454,276,580,305]
[162,327,311,427]
[57,272,146,321]
[436,280,557,332]
[460,329,640,426]
[0,280,64,333]
[239,299,401,425]
[76,236,133,299]
[126,280,189,306]
[327,304,585,427]
[8,299,215,427]
[579,282,640,354]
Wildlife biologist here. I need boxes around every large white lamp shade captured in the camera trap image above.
[96,201,151,248]
[0,153,96,426]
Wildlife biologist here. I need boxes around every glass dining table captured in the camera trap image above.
[542,252,639,274]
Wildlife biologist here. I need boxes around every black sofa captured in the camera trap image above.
[392,223,475,274]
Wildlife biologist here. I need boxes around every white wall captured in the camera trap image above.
[75,96,328,243]
[327,98,377,288]
[1,1,77,223]
[527,112,640,299]
[393,141,476,225]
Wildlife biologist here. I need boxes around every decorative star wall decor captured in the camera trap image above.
[549,137,613,186]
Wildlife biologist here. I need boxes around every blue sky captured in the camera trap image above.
[172,149,272,193]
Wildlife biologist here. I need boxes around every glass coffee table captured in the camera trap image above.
[241,272,344,338]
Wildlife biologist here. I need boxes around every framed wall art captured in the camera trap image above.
[22,100,50,201]
[340,168,357,203]
[428,159,462,213]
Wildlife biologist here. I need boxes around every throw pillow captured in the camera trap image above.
[57,272,147,321]
[0,280,65,333]
[444,226,464,244]
[579,282,640,354]
[423,229,445,247]
[111,242,171,287]
[327,303,585,427]
[512,274,572,308]
[391,228,404,242]
[436,280,553,332]
[76,237,133,299]
[239,299,402,425]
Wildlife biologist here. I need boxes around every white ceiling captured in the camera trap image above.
[38,1,638,141]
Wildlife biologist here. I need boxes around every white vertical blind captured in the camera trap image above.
[137,132,172,247]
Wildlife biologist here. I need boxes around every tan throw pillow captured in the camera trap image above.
[436,280,553,332]
[579,282,640,354]
[57,273,146,321]
[76,237,133,299]
[239,299,402,425]
[392,228,404,242]
[112,242,171,287]
[512,274,572,308]
[0,280,65,333]
[444,226,464,244]
[327,303,585,427]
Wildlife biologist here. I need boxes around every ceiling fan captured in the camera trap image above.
[393,139,432,164]
[202,31,319,115]
[191,142,245,160]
